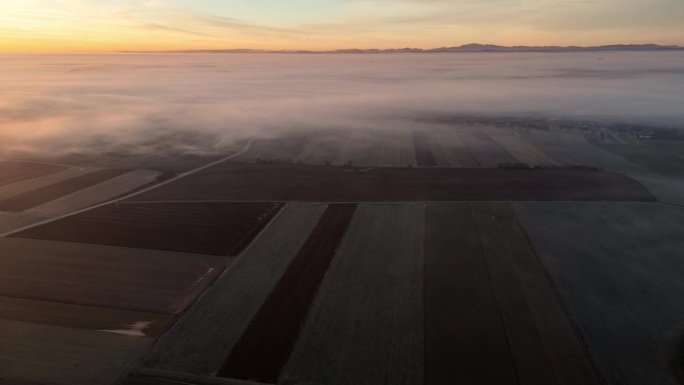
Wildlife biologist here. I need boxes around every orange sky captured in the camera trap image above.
[1,0,683,52]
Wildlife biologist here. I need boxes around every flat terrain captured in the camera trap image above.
[0,296,174,337]
[141,203,327,375]
[0,319,150,385]
[0,238,226,314]
[219,204,357,382]
[27,169,158,216]
[0,168,130,211]
[0,161,67,187]
[424,203,600,385]
[514,202,684,385]
[13,202,283,256]
[283,204,425,385]
[131,163,655,203]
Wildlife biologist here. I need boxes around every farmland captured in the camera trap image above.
[13,202,283,256]
[0,238,226,314]
[219,204,357,382]
[283,204,425,385]
[141,203,327,375]
[514,202,684,385]
[0,319,151,385]
[0,296,174,337]
[0,161,67,187]
[27,169,158,217]
[0,168,130,211]
[131,163,655,203]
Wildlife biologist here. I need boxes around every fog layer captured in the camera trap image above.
[1,52,683,158]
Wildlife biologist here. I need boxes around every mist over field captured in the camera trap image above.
[1,51,683,159]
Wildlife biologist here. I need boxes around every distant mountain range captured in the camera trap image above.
[129,44,683,54]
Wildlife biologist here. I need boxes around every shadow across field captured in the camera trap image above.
[132,163,655,203]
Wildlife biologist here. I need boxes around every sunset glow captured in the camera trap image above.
[1,0,683,52]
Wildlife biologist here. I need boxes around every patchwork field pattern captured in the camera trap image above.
[514,202,684,385]
[14,202,283,256]
[141,203,327,375]
[283,204,425,385]
[0,168,130,211]
[424,203,601,385]
[27,169,159,216]
[219,204,357,382]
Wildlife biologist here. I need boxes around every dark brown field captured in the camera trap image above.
[132,163,655,203]
[412,132,438,166]
[0,161,67,187]
[0,238,226,314]
[424,204,518,384]
[219,204,357,383]
[0,168,130,211]
[424,203,602,385]
[13,202,283,256]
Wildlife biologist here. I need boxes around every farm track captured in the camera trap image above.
[514,202,684,385]
[140,203,327,375]
[0,161,67,188]
[283,204,424,385]
[219,204,357,382]
[0,168,130,211]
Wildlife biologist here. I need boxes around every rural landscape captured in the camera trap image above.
[0,111,683,385]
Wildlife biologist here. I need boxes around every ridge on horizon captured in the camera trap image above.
[124,43,684,54]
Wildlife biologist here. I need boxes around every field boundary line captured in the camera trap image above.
[0,139,254,239]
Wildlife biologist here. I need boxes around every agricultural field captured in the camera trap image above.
[131,163,655,203]
[0,238,226,314]
[0,168,130,212]
[294,130,351,165]
[427,128,481,167]
[412,131,438,166]
[0,319,151,385]
[220,204,358,382]
[646,140,684,161]
[141,203,327,375]
[131,202,611,385]
[423,203,600,385]
[283,204,425,385]
[488,130,562,166]
[454,127,517,167]
[0,166,100,202]
[521,129,652,175]
[0,296,174,337]
[591,142,684,178]
[331,130,376,167]
[631,175,684,206]
[0,161,67,187]
[230,135,311,164]
[13,202,283,256]
[0,212,47,235]
[513,202,684,385]
[27,169,158,217]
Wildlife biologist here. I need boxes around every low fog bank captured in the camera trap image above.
[1,51,683,163]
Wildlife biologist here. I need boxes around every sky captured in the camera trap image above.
[0,0,683,52]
